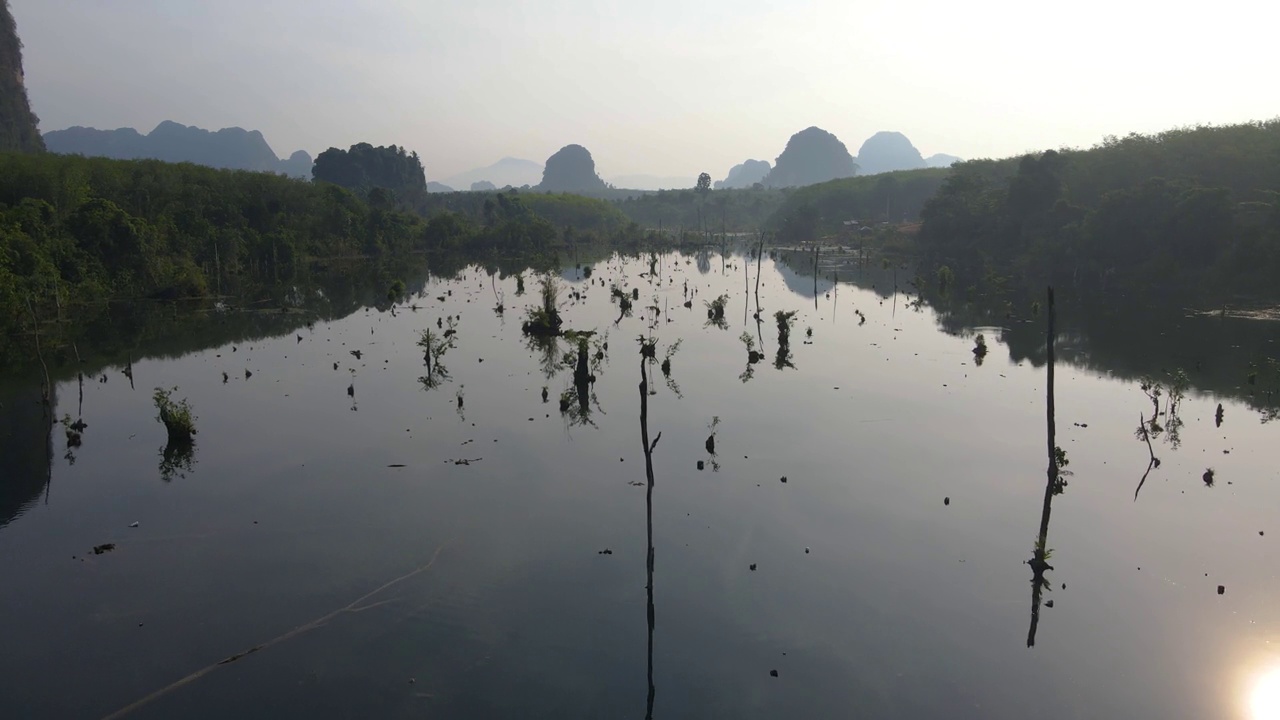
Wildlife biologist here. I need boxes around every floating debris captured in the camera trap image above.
[92,543,115,555]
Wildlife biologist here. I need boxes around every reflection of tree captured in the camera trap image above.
[1027,289,1059,648]
[159,439,197,482]
[525,334,563,380]
[638,351,660,720]
[696,249,711,275]
[417,364,451,391]
[738,332,763,383]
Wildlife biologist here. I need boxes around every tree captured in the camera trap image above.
[696,172,712,195]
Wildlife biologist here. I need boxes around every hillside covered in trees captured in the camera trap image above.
[765,168,952,241]
[916,121,1280,302]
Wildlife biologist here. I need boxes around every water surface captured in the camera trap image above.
[2,250,1278,719]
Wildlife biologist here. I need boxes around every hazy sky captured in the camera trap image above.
[15,0,1280,181]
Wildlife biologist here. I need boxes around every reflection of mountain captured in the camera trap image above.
[773,253,838,298]
[0,384,53,527]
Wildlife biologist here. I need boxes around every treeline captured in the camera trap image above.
[0,152,429,326]
[917,121,1280,302]
[613,186,788,234]
[411,189,634,240]
[0,153,656,333]
[766,169,952,242]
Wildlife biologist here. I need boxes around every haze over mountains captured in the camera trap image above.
[42,121,312,178]
[433,129,959,194]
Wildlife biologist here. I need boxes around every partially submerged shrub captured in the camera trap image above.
[523,275,563,336]
[705,294,729,320]
[154,387,197,442]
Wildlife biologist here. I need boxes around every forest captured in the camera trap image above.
[915,121,1280,303]
[0,152,655,337]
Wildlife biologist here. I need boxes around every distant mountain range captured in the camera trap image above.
[42,121,313,178]
[442,157,543,190]
[715,129,961,189]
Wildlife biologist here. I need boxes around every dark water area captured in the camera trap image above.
[2,248,1278,719]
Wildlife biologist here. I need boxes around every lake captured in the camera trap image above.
[2,247,1278,719]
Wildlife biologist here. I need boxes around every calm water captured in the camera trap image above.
[2,249,1279,719]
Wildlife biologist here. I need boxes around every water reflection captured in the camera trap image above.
[1250,665,1280,719]
[1027,289,1062,648]
[158,438,197,482]
[0,384,54,527]
[636,343,663,717]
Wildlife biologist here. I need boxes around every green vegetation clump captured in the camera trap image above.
[522,275,563,336]
[153,386,196,442]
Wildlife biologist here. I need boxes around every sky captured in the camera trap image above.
[14,0,1280,182]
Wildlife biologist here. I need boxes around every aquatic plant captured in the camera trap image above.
[704,293,729,321]
[775,310,797,347]
[522,275,563,336]
[153,387,197,442]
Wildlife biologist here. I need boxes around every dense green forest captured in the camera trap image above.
[766,168,952,241]
[916,121,1280,302]
[312,143,426,195]
[0,153,670,337]
[412,189,634,239]
[0,153,433,322]
[613,185,789,234]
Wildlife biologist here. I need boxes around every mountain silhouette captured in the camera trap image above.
[0,0,43,152]
[764,127,857,188]
[855,131,927,175]
[537,144,607,192]
[715,159,771,189]
[445,157,542,190]
[43,121,312,178]
[925,152,963,168]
